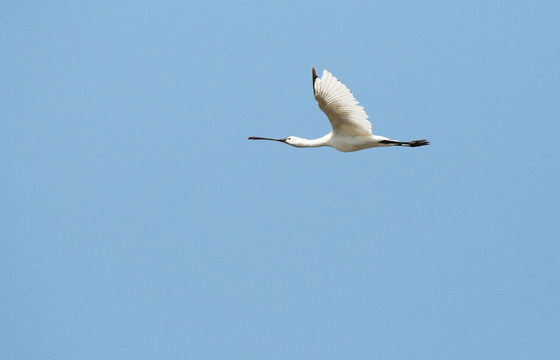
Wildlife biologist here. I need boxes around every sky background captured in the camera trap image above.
[1,0,559,359]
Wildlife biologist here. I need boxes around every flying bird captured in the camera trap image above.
[249,67,429,152]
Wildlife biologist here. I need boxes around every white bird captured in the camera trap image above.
[249,67,429,152]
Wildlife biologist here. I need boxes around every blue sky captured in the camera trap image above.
[2,0,559,359]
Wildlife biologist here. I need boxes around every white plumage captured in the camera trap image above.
[314,69,371,136]
[249,67,429,152]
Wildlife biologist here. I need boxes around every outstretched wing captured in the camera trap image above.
[312,67,372,136]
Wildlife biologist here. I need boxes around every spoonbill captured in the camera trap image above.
[249,67,429,152]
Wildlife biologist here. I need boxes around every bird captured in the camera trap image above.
[249,67,429,152]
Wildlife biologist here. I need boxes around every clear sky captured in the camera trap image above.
[2,1,559,359]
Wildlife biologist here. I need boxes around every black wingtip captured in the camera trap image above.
[312,67,318,95]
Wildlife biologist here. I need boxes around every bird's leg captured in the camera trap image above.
[379,139,430,147]
[379,140,405,146]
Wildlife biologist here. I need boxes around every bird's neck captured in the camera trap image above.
[296,133,332,148]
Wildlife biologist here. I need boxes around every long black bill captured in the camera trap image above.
[248,137,287,143]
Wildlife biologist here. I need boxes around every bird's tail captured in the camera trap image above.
[380,139,430,147]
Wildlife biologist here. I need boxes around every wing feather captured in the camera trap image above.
[313,68,372,136]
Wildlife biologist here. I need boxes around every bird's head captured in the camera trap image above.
[284,136,306,147]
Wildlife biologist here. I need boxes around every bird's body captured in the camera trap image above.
[249,67,429,152]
